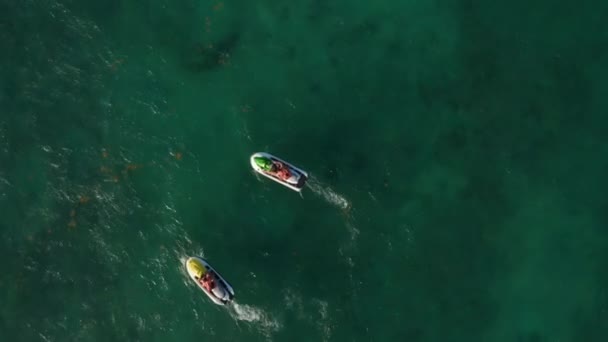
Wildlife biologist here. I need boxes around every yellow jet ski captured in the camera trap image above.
[186,257,235,305]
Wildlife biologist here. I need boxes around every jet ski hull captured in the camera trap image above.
[186,257,235,305]
[250,152,308,192]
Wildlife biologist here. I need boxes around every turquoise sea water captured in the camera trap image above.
[1,0,608,341]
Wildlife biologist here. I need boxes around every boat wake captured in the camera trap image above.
[228,302,281,333]
[306,176,350,211]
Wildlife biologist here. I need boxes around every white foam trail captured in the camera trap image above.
[314,299,332,342]
[282,289,333,341]
[305,176,350,210]
[228,302,281,332]
[304,175,361,326]
[283,289,304,318]
[345,221,360,243]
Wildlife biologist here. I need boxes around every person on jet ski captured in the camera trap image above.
[254,156,292,181]
[200,273,216,292]
[272,161,292,181]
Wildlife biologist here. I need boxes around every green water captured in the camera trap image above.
[1,0,607,341]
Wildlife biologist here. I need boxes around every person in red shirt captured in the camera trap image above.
[199,273,215,292]
[271,161,291,181]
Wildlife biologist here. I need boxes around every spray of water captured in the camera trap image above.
[228,301,281,333]
[305,176,350,211]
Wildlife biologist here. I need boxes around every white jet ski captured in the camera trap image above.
[185,257,235,305]
[250,152,308,192]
